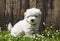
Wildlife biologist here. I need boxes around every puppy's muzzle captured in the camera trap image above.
[26,19,36,25]
[31,19,34,22]
[31,19,37,25]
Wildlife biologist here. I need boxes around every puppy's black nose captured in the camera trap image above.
[31,19,34,22]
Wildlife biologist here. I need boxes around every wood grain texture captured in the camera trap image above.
[0,0,60,30]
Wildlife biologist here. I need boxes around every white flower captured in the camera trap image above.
[35,37,38,39]
[50,26,53,28]
[45,29,47,32]
[47,34,49,36]
[48,31,50,33]
[56,30,58,32]
[42,34,44,36]
[47,27,49,29]
[43,22,45,25]
[52,35,54,38]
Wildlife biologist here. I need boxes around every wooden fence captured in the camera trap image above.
[0,0,60,30]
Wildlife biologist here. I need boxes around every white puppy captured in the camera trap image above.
[8,8,42,37]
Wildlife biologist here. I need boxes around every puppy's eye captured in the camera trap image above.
[35,16,38,18]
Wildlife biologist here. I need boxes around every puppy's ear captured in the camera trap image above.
[24,12,26,18]
[39,11,42,16]
[24,9,28,16]
[39,12,42,18]
[24,9,29,18]
[37,9,42,16]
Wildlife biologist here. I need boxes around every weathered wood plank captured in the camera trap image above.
[0,0,60,30]
[12,0,21,24]
[0,0,6,30]
[53,0,60,29]
[5,0,13,26]
[20,0,26,19]
[29,0,37,8]
[36,0,44,30]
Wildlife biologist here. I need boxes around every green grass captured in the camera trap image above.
[0,29,60,41]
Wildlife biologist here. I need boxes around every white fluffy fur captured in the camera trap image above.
[8,8,42,37]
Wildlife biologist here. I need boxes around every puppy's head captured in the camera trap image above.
[24,8,42,25]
